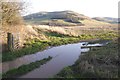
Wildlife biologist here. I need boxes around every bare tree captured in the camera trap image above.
[1,1,25,26]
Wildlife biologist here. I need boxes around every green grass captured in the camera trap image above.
[47,38,80,46]
[88,39,110,44]
[55,67,74,78]
[56,40,119,78]
[2,56,52,78]
[44,31,71,38]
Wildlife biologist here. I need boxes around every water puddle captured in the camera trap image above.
[1,42,108,78]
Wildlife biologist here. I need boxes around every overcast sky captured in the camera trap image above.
[24,0,119,18]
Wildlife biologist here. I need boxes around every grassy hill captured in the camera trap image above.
[24,10,117,28]
[24,10,90,26]
[93,17,119,24]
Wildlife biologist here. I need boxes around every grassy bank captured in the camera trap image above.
[56,40,118,78]
[2,56,52,78]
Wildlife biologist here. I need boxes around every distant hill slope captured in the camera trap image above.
[24,10,115,27]
[24,10,91,26]
[93,17,119,24]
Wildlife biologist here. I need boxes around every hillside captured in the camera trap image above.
[93,17,119,24]
[24,10,91,26]
[24,10,117,28]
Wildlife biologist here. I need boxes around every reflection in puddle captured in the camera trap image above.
[81,48,90,52]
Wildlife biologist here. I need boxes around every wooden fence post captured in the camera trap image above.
[7,33,13,51]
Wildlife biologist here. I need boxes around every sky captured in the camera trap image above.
[24,0,119,18]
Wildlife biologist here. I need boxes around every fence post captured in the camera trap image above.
[7,33,13,51]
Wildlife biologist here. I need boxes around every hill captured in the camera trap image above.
[24,10,116,28]
[93,17,119,24]
[24,10,91,26]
